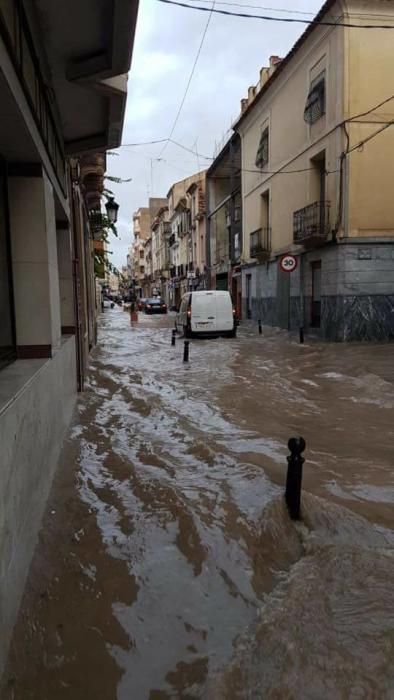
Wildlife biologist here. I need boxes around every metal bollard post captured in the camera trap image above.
[171,329,176,347]
[258,320,262,335]
[285,437,306,520]
[183,340,190,362]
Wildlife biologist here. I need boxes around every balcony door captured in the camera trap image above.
[311,152,326,235]
[0,160,16,369]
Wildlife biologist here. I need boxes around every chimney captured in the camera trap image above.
[269,55,282,76]
[248,85,256,103]
[270,55,282,67]
[259,66,270,89]
[240,98,248,113]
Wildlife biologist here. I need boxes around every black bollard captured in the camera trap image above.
[183,340,190,362]
[299,326,304,344]
[285,437,306,520]
[171,329,176,347]
[258,319,262,335]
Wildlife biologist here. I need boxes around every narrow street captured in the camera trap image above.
[3,309,394,699]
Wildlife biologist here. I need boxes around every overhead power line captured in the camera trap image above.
[158,1,216,159]
[191,0,316,15]
[347,119,394,154]
[121,138,169,146]
[157,0,394,28]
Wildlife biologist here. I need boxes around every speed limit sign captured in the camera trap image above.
[279,254,298,273]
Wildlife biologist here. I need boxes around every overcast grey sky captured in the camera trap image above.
[108,0,323,269]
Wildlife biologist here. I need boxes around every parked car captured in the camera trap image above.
[137,298,147,311]
[102,297,114,309]
[176,290,236,338]
[145,298,168,314]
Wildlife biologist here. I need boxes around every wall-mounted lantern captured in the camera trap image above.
[105,196,119,224]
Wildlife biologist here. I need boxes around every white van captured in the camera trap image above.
[176,291,236,338]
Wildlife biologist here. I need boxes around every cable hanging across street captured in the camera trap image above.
[157,0,394,28]
[157,1,217,159]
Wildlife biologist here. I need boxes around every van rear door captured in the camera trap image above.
[216,292,233,331]
[191,292,217,332]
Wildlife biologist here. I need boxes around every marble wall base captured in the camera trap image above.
[322,295,394,341]
[246,293,394,341]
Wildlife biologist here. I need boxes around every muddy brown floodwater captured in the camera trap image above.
[2,309,394,699]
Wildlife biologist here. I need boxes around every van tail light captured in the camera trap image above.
[187,309,191,318]
[233,308,236,316]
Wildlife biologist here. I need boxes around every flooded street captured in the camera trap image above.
[3,309,394,699]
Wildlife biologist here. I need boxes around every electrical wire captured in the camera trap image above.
[169,138,213,160]
[157,1,216,159]
[119,96,394,189]
[157,0,394,28]
[210,165,340,177]
[190,0,316,16]
[121,138,169,147]
[347,118,394,154]
[344,94,394,124]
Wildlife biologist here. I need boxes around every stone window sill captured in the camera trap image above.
[0,358,48,417]
[0,337,74,417]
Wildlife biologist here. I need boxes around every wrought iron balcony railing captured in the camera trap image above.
[250,227,271,258]
[293,201,330,245]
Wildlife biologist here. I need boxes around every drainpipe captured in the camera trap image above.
[342,153,349,238]
[69,169,83,391]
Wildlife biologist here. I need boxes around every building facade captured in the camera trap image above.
[206,133,242,317]
[167,172,206,308]
[0,0,139,676]
[236,0,394,341]
[132,198,166,298]
[151,205,171,301]
[186,178,207,292]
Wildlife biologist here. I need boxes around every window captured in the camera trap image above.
[0,162,16,369]
[255,127,269,169]
[304,71,326,125]
[139,249,144,259]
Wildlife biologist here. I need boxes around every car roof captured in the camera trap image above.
[188,290,230,296]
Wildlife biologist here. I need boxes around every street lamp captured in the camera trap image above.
[105,196,119,224]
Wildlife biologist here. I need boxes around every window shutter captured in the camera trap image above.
[255,127,269,168]
[304,73,326,125]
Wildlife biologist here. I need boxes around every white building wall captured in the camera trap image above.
[0,336,76,674]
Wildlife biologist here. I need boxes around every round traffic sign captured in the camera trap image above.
[279,254,298,273]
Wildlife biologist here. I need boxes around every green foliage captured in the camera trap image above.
[89,210,118,239]
[105,175,132,184]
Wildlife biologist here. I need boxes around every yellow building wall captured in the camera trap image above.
[239,0,394,259]
[345,3,394,237]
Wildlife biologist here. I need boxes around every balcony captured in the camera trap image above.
[250,228,271,260]
[0,0,66,192]
[293,201,330,247]
[169,233,176,247]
